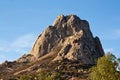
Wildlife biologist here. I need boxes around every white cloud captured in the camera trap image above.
[0,34,36,54]
[113,29,120,39]
[104,48,120,58]
[0,55,6,63]
[102,29,120,40]
[12,34,35,48]
[0,40,10,52]
[0,33,37,63]
[0,55,6,59]
[104,48,114,53]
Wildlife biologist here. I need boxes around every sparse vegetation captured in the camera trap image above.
[19,70,63,80]
[19,74,36,80]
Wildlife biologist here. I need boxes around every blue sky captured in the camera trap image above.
[0,0,120,63]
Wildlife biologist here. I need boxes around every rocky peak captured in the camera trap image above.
[0,15,105,80]
[52,15,90,37]
[30,15,104,64]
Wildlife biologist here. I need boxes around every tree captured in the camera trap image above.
[89,53,120,80]
[38,70,48,80]
[117,58,120,71]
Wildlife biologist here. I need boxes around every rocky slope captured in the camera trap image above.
[30,15,104,64]
[0,15,104,80]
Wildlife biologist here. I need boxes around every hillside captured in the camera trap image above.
[0,15,104,80]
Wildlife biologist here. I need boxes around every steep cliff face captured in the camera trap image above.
[30,15,104,64]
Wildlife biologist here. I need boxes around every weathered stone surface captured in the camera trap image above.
[16,54,36,63]
[30,15,104,64]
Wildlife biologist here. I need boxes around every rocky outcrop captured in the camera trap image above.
[0,14,105,80]
[16,54,36,63]
[30,15,104,64]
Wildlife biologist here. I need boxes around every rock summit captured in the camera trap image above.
[30,15,104,64]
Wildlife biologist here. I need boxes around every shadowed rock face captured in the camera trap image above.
[30,15,104,64]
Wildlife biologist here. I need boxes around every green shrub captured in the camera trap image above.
[38,70,48,80]
[38,70,63,80]
[19,70,63,80]
[19,74,35,80]
[89,53,120,80]
[46,73,62,80]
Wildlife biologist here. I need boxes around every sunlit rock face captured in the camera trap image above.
[30,15,104,64]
